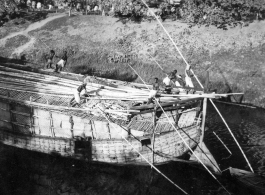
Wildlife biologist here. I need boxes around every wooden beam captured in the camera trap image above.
[130,97,202,110]
[130,102,199,115]
[199,98,207,146]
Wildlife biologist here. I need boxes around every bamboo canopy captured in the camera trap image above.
[0,65,241,119]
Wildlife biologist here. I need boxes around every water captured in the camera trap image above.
[0,102,264,195]
[206,102,265,176]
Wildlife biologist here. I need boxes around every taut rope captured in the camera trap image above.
[140,0,254,174]
[98,108,189,195]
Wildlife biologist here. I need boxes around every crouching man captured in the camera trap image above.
[69,83,88,107]
[55,51,68,73]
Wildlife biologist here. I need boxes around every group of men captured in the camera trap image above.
[68,64,195,107]
[148,64,195,103]
[163,64,194,93]
[46,50,68,73]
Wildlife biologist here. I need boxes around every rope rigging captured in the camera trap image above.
[98,108,189,195]
[125,62,231,194]
[139,0,254,174]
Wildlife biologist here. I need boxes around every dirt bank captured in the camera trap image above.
[0,15,265,107]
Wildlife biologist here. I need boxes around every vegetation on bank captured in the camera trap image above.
[1,3,265,107]
[1,0,265,28]
[90,0,265,27]
[180,0,265,28]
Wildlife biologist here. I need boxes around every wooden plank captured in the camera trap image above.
[130,102,198,115]
[130,97,202,110]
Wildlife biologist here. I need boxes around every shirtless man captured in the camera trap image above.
[55,51,67,72]
[69,83,88,107]
[46,50,56,69]
[147,77,159,104]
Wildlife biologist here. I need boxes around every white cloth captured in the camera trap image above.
[163,76,171,86]
[74,89,86,104]
[74,89,81,104]
[32,1,36,8]
[94,5,98,11]
[175,80,185,92]
[185,69,194,88]
[148,90,157,98]
[57,59,66,67]
[27,0,31,6]
[37,2,41,9]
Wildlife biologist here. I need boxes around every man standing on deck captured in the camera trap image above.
[168,69,178,80]
[55,51,67,73]
[175,75,185,92]
[163,75,172,94]
[185,64,194,88]
[147,77,159,104]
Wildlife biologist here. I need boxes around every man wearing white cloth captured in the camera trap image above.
[147,77,159,104]
[185,64,194,88]
[55,51,67,72]
[175,75,185,92]
[163,75,172,94]
[69,83,87,107]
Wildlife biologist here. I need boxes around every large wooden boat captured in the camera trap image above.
[229,167,265,195]
[0,65,220,166]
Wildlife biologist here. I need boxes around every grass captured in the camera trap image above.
[0,11,49,39]
[5,35,29,48]
[2,14,265,107]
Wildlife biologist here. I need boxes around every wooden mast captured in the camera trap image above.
[199,98,207,147]
[152,105,157,165]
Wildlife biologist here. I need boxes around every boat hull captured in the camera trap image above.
[229,167,265,195]
[0,125,200,165]
[0,66,203,165]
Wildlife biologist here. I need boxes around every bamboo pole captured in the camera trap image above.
[98,108,188,194]
[152,105,157,165]
[0,86,72,98]
[199,98,207,148]
[213,131,232,155]
[210,99,254,173]
[213,100,256,109]
[0,72,78,88]
[0,79,73,92]
[0,94,140,115]
[130,97,201,110]
[160,93,243,98]
[0,65,82,85]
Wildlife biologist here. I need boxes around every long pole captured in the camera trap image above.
[152,105,157,165]
[125,62,230,194]
[139,0,254,174]
[213,131,232,155]
[154,98,231,194]
[127,63,150,90]
[99,109,188,195]
[210,99,254,172]
[199,98,207,147]
[147,53,165,73]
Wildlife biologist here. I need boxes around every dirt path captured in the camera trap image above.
[0,13,65,57]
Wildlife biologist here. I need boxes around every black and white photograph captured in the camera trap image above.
[0,0,265,194]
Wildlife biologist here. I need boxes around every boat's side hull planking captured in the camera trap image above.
[0,125,200,165]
